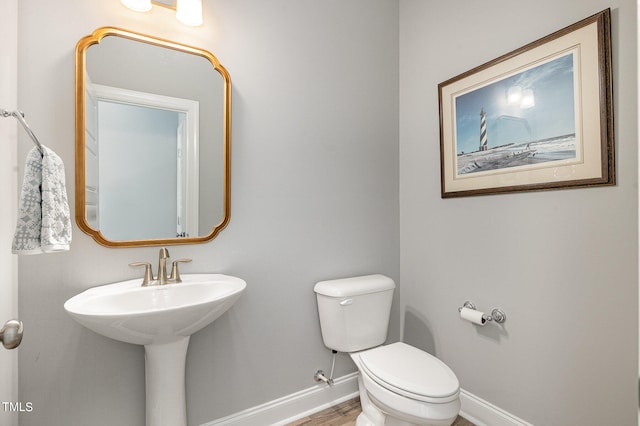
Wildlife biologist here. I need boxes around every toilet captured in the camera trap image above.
[314,274,460,426]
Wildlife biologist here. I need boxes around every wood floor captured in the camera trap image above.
[287,397,475,426]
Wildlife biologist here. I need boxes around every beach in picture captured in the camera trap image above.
[454,52,577,176]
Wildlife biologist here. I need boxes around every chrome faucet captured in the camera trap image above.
[157,247,170,285]
[129,248,192,286]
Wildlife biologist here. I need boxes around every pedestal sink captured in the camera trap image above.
[64,274,246,426]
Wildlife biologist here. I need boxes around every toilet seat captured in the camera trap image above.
[358,342,459,404]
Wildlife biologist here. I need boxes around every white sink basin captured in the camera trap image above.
[64,273,246,345]
[64,273,246,426]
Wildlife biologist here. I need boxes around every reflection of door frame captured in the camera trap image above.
[84,73,100,230]
[89,84,199,238]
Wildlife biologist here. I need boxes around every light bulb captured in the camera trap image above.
[520,89,535,109]
[176,0,203,26]
[120,0,152,12]
[507,86,522,105]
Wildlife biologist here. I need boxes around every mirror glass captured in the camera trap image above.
[75,27,230,247]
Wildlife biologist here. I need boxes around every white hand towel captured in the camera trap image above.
[12,146,72,254]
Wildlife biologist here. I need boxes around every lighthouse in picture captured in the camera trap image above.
[479,107,488,151]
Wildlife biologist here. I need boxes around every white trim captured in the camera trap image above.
[459,389,534,426]
[199,375,534,426]
[201,372,359,426]
[0,2,19,424]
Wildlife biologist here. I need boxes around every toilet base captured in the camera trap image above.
[356,374,386,426]
[357,411,429,426]
[368,393,458,426]
[356,370,459,426]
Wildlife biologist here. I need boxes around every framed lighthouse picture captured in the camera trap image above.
[438,9,614,198]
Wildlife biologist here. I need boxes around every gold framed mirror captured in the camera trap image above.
[75,27,231,247]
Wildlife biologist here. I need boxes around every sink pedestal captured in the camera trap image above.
[145,337,190,426]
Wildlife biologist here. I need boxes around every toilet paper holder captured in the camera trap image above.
[457,301,506,324]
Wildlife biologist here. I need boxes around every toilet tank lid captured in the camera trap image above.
[314,274,395,297]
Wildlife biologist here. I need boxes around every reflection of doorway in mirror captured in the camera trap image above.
[176,114,198,238]
[84,73,100,230]
[88,84,199,241]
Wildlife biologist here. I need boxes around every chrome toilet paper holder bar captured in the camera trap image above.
[458,301,506,324]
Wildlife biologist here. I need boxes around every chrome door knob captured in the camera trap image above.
[0,319,23,349]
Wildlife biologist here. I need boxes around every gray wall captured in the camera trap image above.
[16,1,399,425]
[399,1,638,425]
[13,1,639,426]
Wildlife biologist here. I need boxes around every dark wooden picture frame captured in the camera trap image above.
[438,9,614,198]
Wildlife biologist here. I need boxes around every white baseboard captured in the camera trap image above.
[460,389,534,426]
[201,372,359,426]
[201,375,533,426]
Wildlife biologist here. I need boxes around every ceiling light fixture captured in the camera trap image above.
[120,0,152,12]
[120,0,203,27]
[176,0,203,26]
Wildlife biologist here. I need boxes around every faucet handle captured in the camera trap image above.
[169,259,192,283]
[129,262,155,287]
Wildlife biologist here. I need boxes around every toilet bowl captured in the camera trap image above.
[314,275,461,426]
[351,342,460,426]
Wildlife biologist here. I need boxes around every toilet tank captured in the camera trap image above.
[314,274,395,353]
